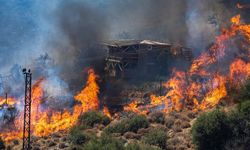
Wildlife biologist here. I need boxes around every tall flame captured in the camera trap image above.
[74,68,99,112]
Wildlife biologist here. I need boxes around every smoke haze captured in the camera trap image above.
[0,0,247,91]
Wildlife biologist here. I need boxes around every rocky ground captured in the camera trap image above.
[6,110,198,150]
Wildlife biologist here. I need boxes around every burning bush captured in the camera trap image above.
[142,128,168,149]
[78,111,111,127]
[191,110,231,150]
[0,138,5,150]
[83,135,124,150]
[104,115,149,134]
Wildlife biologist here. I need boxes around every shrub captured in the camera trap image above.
[69,125,90,145]
[125,142,161,150]
[148,111,165,124]
[104,115,149,134]
[191,109,231,150]
[79,111,111,127]
[239,80,250,101]
[143,129,167,149]
[127,115,149,133]
[104,120,127,134]
[165,116,175,129]
[227,109,250,149]
[238,100,250,116]
[83,135,124,150]
[232,79,250,102]
[0,138,5,150]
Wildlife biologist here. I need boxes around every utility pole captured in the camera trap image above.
[5,93,7,106]
[22,68,32,150]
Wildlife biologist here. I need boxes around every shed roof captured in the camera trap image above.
[103,39,171,47]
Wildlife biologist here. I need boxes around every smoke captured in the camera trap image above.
[0,0,247,91]
[105,0,188,43]
[45,0,109,91]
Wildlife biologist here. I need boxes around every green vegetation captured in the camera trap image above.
[69,125,90,145]
[143,129,167,149]
[104,115,149,134]
[0,138,5,150]
[192,79,250,150]
[191,110,231,150]
[83,135,124,150]
[238,80,250,101]
[227,100,250,149]
[79,111,111,127]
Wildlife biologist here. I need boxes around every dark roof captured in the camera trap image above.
[103,39,171,47]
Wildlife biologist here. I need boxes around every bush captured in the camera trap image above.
[238,80,250,101]
[148,111,165,124]
[143,129,167,149]
[227,105,250,149]
[0,138,5,150]
[69,125,90,145]
[83,135,124,150]
[191,109,231,150]
[232,79,250,102]
[238,100,250,116]
[104,115,149,134]
[127,115,149,133]
[79,111,111,127]
[125,142,161,150]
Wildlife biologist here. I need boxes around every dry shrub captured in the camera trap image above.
[174,119,182,126]
[168,137,180,146]
[187,111,196,119]
[173,125,182,133]
[148,111,165,124]
[180,121,191,129]
[165,116,175,129]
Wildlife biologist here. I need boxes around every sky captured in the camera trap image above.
[0,0,244,75]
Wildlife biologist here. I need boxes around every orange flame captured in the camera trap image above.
[123,100,148,115]
[230,59,250,87]
[124,14,249,115]
[74,68,99,112]
[0,97,18,107]
[33,68,100,137]
[103,106,112,118]
[0,68,101,141]
[199,75,227,110]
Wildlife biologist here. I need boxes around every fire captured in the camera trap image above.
[31,78,44,123]
[33,68,100,137]
[190,14,250,75]
[0,97,18,107]
[199,75,227,110]
[123,14,250,114]
[230,59,250,87]
[0,132,22,143]
[103,106,112,118]
[74,68,99,112]
[0,68,101,142]
[1,12,250,143]
[123,100,148,115]
[150,95,163,106]
[163,70,187,111]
